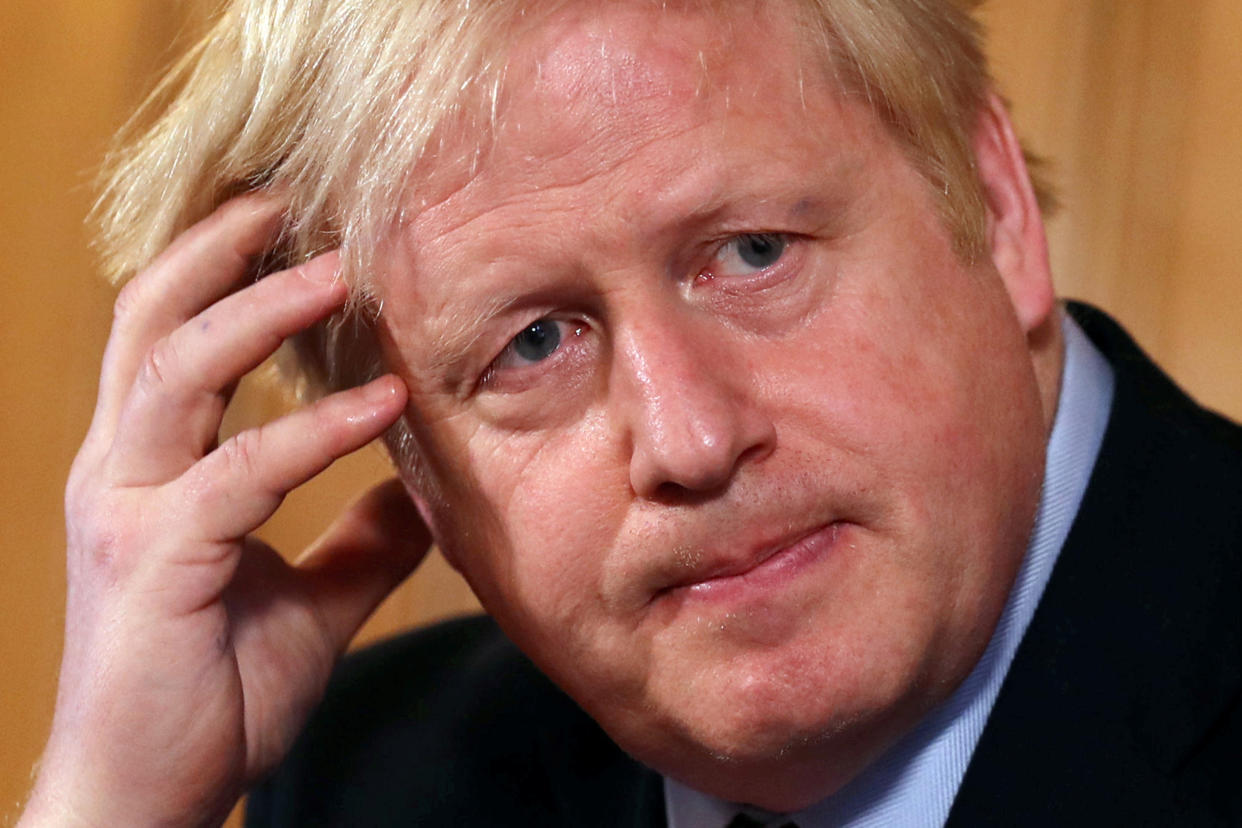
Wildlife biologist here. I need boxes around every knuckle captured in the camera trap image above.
[62,482,92,530]
[307,395,344,433]
[64,454,109,529]
[64,489,142,578]
[200,204,251,272]
[219,428,265,479]
[136,337,181,391]
[63,460,94,512]
[111,276,146,325]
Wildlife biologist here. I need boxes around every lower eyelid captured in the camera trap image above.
[703,237,801,286]
[480,319,591,391]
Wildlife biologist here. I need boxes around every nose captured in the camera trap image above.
[615,311,775,500]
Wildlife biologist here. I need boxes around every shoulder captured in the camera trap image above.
[1071,301,1242,554]
[1073,302,1242,815]
[247,615,658,826]
[953,303,1242,825]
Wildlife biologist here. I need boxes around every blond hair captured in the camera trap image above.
[94,0,1051,466]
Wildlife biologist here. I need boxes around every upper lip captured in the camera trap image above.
[649,521,834,599]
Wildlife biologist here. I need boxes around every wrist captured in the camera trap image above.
[19,761,235,828]
[18,782,104,828]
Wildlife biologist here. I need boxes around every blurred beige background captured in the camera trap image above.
[2,0,1239,823]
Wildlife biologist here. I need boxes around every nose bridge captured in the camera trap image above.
[614,300,772,498]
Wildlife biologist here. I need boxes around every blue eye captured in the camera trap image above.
[704,233,790,281]
[481,316,588,392]
[511,318,563,363]
[734,234,787,269]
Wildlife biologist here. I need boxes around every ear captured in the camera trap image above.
[396,468,464,573]
[974,92,1056,335]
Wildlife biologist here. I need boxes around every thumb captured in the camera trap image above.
[296,478,432,654]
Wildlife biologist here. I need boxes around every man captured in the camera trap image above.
[20,0,1240,825]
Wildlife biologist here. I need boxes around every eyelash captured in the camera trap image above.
[477,232,797,391]
[479,317,586,391]
[699,233,794,285]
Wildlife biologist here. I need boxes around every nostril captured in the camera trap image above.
[734,440,774,470]
[649,477,728,506]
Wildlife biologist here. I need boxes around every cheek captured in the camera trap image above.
[765,248,1043,563]
[824,241,1034,445]
[435,407,629,640]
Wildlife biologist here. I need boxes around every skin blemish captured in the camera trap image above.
[673,544,704,572]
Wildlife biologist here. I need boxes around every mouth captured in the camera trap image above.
[653,521,845,605]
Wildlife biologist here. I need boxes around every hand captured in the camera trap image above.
[22,194,430,827]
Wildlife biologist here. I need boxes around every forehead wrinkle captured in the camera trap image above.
[519,0,815,111]
[495,2,760,174]
[525,3,710,110]
[408,103,713,252]
[405,101,863,314]
[402,0,822,240]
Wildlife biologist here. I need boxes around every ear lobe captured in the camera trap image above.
[397,472,463,573]
[974,91,1056,335]
[439,547,463,574]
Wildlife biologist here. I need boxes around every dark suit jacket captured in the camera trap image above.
[248,304,1242,826]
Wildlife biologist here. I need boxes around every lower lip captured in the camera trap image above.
[668,522,844,606]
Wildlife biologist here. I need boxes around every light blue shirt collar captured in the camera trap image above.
[666,311,1116,828]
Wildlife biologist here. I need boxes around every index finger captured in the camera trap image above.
[91,193,289,439]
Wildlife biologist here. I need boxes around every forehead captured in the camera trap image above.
[507,2,814,140]
[374,1,899,372]
[400,0,830,220]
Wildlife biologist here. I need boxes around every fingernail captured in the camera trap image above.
[299,250,343,284]
[365,374,405,403]
[239,190,288,219]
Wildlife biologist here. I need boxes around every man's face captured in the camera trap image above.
[376,2,1052,809]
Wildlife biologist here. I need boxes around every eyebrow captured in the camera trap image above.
[420,290,521,389]
[410,184,852,389]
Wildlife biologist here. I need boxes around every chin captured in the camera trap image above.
[618,659,930,811]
